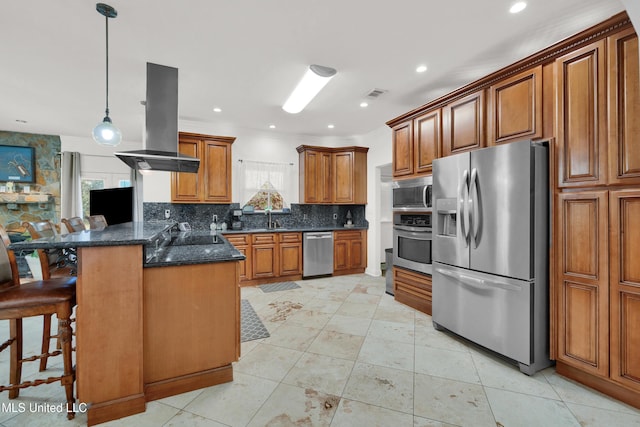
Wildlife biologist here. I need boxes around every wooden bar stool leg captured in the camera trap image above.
[9,318,23,399]
[40,314,52,371]
[58,309,75,419]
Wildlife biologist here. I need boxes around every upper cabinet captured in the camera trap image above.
[171,132,234,203]
[297,145,368,204]
[608,28,640,186]
[391,109,441,179]
[442,90,485,157]
[488,66,542,145]
[556,40,608,188]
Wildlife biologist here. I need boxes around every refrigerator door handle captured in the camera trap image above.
[469,168,481,248]
[458,169,470,247]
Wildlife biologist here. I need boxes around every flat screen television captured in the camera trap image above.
[89,187,134,225]
[0,144,36,183]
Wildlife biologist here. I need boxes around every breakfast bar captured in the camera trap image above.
[9,222,244,425]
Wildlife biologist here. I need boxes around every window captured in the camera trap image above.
[239,160,295,211]
[80,172,131,220]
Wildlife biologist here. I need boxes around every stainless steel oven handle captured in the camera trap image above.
[423,185,428,209]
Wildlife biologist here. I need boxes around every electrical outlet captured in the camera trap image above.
[164,209,171,219]
[333,213,338,220]
[303,214,308,220]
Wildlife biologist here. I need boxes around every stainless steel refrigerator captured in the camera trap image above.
[432,139,551,375]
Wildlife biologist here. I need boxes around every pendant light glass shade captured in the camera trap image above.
[92,115,122,145]
[94,3,121,146]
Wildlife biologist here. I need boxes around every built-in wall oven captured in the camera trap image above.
[393,176,432,211]
[393,212,432,275]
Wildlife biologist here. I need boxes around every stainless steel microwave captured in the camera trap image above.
[392,176,433,212]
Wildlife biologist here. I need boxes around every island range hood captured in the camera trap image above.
[115,63,199,173]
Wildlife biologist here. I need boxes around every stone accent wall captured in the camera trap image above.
[0,131,61,230]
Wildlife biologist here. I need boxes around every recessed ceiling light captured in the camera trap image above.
[416,65,428,73]
[213,107,222,113]
[269,124,276,129]
[360,102,368,108]
[510,2,526,13]
[327,124,335,129]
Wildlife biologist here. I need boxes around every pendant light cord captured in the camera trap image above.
[104,13,110,117]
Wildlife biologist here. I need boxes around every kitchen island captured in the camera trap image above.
[10,222,244,426]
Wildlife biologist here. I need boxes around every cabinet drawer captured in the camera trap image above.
[393,266,432,315]
[224,234,250,246]
[252,233,277,245]
[334,230,362,241]
[279,232,301,243]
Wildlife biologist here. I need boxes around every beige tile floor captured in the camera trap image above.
[1,274,640,426]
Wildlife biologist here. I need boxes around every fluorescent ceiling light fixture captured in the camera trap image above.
[282,64,337,114]
[510,2,526,13]
[327,124,335,129]
[416,65,428,73]
[213,107,222,112]
[360,102,368,108]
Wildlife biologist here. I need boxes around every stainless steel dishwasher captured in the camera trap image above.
[303,231,334,277]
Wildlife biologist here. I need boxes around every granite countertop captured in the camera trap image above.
[8,222,175,250]
[144,231,245,268]
[221,225,368,234]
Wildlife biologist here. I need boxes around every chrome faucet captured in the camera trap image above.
[266,209,273,229]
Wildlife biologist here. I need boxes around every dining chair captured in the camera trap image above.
[87,214,108,230]
[61,217,86,233]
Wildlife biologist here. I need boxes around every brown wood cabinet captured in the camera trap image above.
[556,40,607,188]
[333,229,366,275]
[609,190,640,391]
[224,232,302,286]
[171,132,234,203]
[393,266,432,315]
[555,191,609,377]
[224,234,251,282]
[608,28,640,186]
[443,90,485,157]
[297,146,368,204]
[488,65,542,145]
[392,110,441,178]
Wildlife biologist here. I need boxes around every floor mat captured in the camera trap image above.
[258,281,301,293]
[241,299,270,342]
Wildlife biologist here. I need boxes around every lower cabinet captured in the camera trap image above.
[393,266,432,315]
[333,230,367,275]
[224,232,302,286]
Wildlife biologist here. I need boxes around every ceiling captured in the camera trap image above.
[0,0,626,144]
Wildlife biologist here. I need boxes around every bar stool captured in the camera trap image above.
[61,217,86,233]
[87,215,108,230]
[0,225,77,419]
[22,220,75,371]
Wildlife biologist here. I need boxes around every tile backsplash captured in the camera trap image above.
[144,203,366,230]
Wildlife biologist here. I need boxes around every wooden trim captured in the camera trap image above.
[296,145,369,153]
[557,361,640,410]
[144,365,233,402]
[178,132,236,144]
[86,394,146,426]
[386,12,632,128]
[239,274,303,287]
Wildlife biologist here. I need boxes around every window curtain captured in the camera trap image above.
[237,160,295,208]
[60,151,82,219]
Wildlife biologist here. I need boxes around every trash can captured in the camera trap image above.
[385,248,394,296]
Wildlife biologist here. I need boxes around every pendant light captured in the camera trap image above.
[92,3,122,146]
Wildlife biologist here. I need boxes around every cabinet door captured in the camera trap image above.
[556,191,609,376]
[392,121,414,177]
[609,190,640,391]
[171,138,201,201]
[414,109,441,175]
[443,90,485,157]
[488,66,542,145]
[333,151,355,204]
[279,243,302,276]
[203,140,232,203]
[301,150,332,204]
[348,239,365,270]
[333,239,349,271]
[224,234,251,283]
[556,40,607,187]
[252,244,277,279]
[608,29,640,185]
